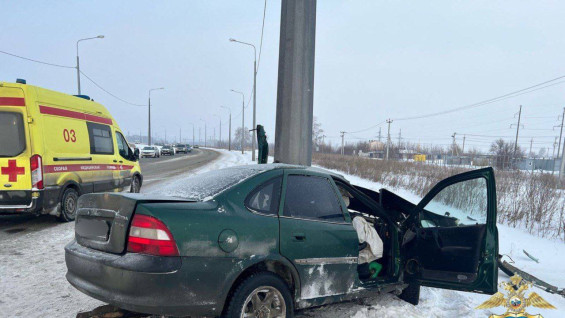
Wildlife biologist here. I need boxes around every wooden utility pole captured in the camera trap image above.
[274,0,317,165]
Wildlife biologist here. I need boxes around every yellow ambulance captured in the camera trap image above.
[0,80,142,221]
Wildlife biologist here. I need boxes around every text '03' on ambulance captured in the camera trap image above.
[0,80,142,221]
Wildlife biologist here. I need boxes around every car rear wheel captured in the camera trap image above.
[59,187,78,222]
[223,272,293,318]
[130,175,141,193]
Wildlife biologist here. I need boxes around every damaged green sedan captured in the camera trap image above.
[65,164,499,317]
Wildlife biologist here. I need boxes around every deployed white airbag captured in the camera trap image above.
[352,216,383,264]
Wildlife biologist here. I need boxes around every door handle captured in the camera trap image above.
[119,160,123,163]
[292,233,306,241]
[113,159,117,163]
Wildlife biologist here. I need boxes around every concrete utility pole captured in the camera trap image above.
[560,136,565,182]
[462,135,466,155]
[76,35,104,95]
[165,129,167,144]
[386,119,392,160]
[148,87,164,146]
[231,90,245,154]
[555,107,564,162]
[529,138,533,157]
[398,129,402,148]
[179,128,181,144]
[340,131,345,155]
[513,105,522,161]
[221,106,232,151]
[274,0,317,166]
[230,38,257,161]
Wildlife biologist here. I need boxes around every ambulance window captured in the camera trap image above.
[0,112,26,157]
[87,122,114,155]
[116,132,129,159]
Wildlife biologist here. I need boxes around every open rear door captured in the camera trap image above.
[402,167,498,294]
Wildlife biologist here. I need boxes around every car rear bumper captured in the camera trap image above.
[65,241,225,316]
[0,190,44,214]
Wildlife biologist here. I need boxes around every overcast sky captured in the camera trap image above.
[2,1,564,154]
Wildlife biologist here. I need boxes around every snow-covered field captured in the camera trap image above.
[1,149,563,317]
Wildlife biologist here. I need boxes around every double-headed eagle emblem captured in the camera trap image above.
[476,275,556,318]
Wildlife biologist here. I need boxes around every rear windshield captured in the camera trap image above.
[0,112,26,157]
[143,147,153,150]
[154,167,265,201]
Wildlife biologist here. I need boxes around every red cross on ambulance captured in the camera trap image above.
[1,160,25,182]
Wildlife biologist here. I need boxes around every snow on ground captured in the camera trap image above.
[1,149,563,317]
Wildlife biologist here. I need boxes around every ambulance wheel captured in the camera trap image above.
[130,176,141,193]
[59,187,78,222]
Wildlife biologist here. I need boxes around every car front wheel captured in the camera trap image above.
[223,272,293,318]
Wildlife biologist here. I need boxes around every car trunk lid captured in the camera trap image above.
[75,193,193,254]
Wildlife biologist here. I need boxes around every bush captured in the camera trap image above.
[313,153,565,240]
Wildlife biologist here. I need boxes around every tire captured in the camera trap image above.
[223,272,294,318]
[59,187,79,222]
[399,283,420,306]
[130,175,141,193]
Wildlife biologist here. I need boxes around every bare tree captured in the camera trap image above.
[234,127,252,150]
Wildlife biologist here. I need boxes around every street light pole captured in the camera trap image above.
[214,114,221,148]
[76,35,104,95]
[148,87,164,146]
[200,118,207,148]
[231,90,245,154]
[230,38,257,161]
[188,123,195,148]
[221,106,232,151]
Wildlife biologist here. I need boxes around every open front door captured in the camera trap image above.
[402,167,498,294]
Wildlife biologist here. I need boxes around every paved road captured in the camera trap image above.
[0,148,219,234]
[139,148,219,189]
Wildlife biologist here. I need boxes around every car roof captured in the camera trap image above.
[230,163,346,180]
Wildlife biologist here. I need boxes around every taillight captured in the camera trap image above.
[30,155,43,189]
[127,214,179,256]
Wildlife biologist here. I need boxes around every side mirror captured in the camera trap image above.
[134,148,140,161]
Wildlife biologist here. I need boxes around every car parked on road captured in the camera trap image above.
[0,80,142,221]
[140,146,160,158]
[65,164,498,317]
[160,145,175,156]
[173,143,189,154]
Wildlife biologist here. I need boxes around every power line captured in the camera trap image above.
[0,49,147,107]
[393,75,565,121]
[256,0,267,73]
[0,50,75,69]
[232,1,269,123]
[79,70,145,106]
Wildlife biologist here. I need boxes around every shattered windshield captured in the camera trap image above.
[153,166,266,201]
